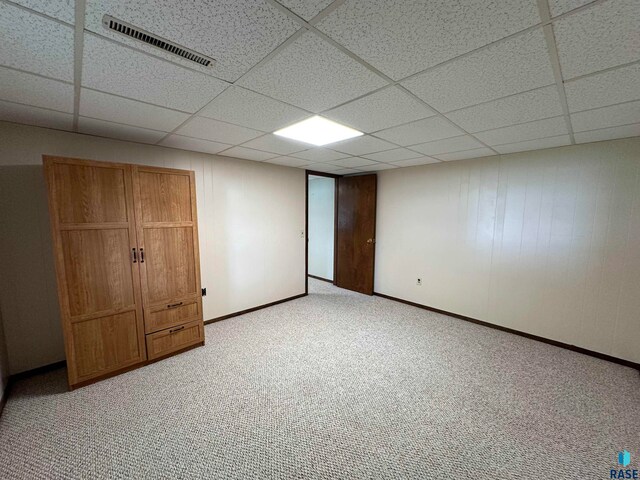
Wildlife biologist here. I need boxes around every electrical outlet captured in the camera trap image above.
[416,278,422,286]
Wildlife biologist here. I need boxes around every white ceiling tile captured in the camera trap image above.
[554,0,640,79]
[374,117,464,146]
[176,117,263,144]
[446,85,563,132]
[199,86,309,132]
[11,0,75,23]
[435,148,496,161]
[0,3,74,81]
[277,0,333,20]
[238,32,387,112]
[85,0,299,82]
[565,63,640,113]
[80,89,190,132]
[333,168,361,174]
[290,148,349,162]
[410,135,485,156]
[241,134,309,155]
[494,135,571,154]
[306,163,343,173]
[330,135,396,156]
[329,157,378,168]
[265,156,311,167]
[0,100,73,130]
[218,146,279,162]
[402,29,555,113]
[362,148,423,162]
[356,163,398,172]
[316,0,539,80]
[474,117,568,146]
[82,34,229,113]
[571,101,640,132]
[574,124,640,144]
[390,157,442,167]
[159,135,232,155]
[78,117,167,144]
[324,87,434,133]
[548,0,592,17]
[0,67,73,112]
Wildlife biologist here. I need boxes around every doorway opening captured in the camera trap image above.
[305,170,377,296]
[305,171,338,293]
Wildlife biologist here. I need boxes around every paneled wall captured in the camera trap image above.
[308,176,335,280]
[375,137,640,364]
[0,121,306,374]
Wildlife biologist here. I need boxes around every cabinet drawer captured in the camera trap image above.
[146,319,203,360]
[145,299,200,333]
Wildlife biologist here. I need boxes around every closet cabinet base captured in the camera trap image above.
[147,341,205,364]
[70,361,146,390]
[69,341,205,390]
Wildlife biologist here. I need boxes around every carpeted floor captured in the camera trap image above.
[0,279,638,479]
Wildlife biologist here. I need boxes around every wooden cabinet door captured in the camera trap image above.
[131,166,203,334]
[44,156,146,387]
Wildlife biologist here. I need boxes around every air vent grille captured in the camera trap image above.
[102,15,215,68]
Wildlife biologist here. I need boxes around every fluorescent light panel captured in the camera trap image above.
[274,115,362,146]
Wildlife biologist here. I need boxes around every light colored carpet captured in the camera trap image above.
[0,279,638,479]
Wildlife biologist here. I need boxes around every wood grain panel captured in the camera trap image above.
[132,165,203,345]
[61,228,135,317]
[336,174,377,295]
[145,300,199,334]
[53,163,127,224]
[145,319,203,360]
[142,227,197,304]
[43,156,146,387]
[138,171,192,223]
[71,310,141,379]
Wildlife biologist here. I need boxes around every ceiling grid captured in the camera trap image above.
[537,0,576,144]
[0,0,637,171]
[72,0,86,131]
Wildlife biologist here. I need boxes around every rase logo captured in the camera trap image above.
[610,450,638,479]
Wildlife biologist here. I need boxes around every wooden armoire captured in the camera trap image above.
[43,156,204,389]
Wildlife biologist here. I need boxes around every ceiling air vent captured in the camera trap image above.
[102,15,215,68]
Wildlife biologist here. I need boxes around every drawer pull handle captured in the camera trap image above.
[169,326,185,333]
[167,302,183,309]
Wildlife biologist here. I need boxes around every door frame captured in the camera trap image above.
[305,170,341,295]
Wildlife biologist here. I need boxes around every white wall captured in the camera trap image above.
[375,137,640,364]
[308,176,335,280]
[0,121,306,374]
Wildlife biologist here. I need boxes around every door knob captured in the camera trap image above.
[366,238,375,244]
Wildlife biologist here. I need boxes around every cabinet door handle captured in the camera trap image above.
[132,248,137,263]
[169,326,184,333]
[167,302,183,309]
[140,248,145,263]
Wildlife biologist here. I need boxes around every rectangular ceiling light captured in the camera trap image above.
[274,116,362,146]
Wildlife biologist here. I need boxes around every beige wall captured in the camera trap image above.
[0,122,306,375]
[375,137,640,364]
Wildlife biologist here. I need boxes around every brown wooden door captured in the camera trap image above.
[44,156,146,387]
[335,174,377,295]
[131,166,203,335]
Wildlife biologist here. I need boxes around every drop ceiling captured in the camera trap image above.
[0,0,638,174]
